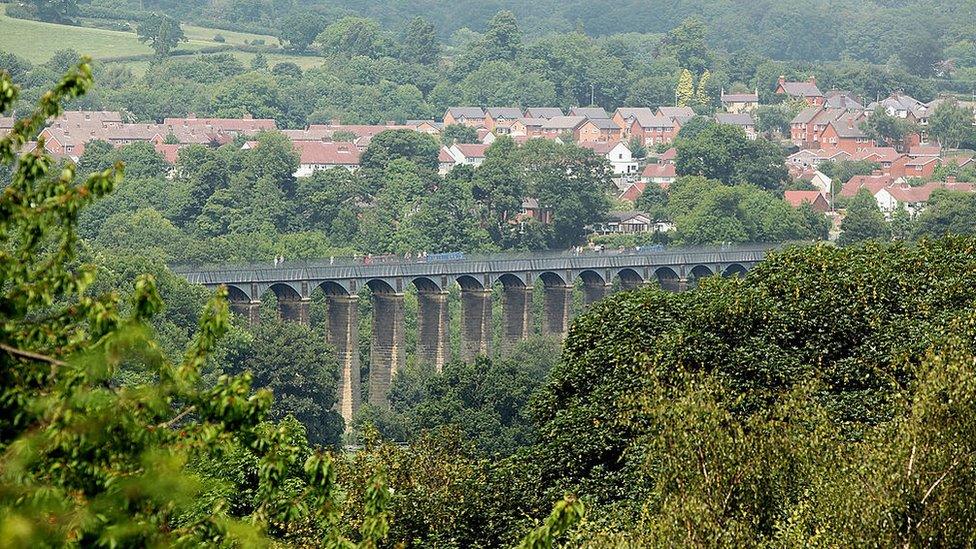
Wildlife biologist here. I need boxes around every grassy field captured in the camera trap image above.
[0,5,281,64]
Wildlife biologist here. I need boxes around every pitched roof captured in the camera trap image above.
[841,174,895,197]
[542,116,587,130]
[780,80,823,98]
[615,107,656,121]
[791,106,822,125]
[579,140,627,155]
[715,112,755,126]
[909,145,941,157]
[642,163,676,178]
[853,147,902,163]
[293,141,361,165]
[828,115,868,139]
[657,106,696,119]
[570,107,609,119]
[453,143,490,159]
[824,90,863,110]
[519,117,547,128]
[608,210,652,223]
[438,146,455,163]
[883,182,975,203]
[486,107,523,119]
[721,92,759,103]
[154,143,182,165]
[631,113,675,129]
[784,190,827,208]
[583,117,622,130]
[446,107,485,119]
[161,116,276,132]
[658,147,677,162]
[619,182,646,202]
[523,107,564,119]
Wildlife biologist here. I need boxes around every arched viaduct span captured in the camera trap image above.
[175,245,773,426]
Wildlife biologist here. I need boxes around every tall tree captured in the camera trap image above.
[676,69,695,107]
[278,12,326,52]
[400,17,440,66]
[663,17,712,73]
[860,109,914,148]
[27,0,78,23]
[482,10,522,62]
[226,318,344,446]
[928,100,976,149]
[695,69,711,109]
[137,13,187,58]
[839,189,890,244]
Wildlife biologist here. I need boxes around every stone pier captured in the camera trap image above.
[327,295,361,427]
[502,285,533,349]
[369,293,405,408]
[582,281,612,306]
[417,290,450,370]
[542,285,574,338]
[230,300,262,326]
[460,288,492,360]
[278,297,309,323]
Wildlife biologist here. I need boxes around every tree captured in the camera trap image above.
[839,189,890,244]
[676,69,695,107]
[898,33,943,77]
[0,57,391,548]
[860,109,914,148]
[627,135,647,159]
[279,12,326,52]
[400,17,440,66]
[227,318,344,446]
[928,99,976,149]
[662,17,712,73]
[441,124,479,146]
[482,10,522,62]
[695,69,711,109]
[520,140,612,248]
[399,175,493,253]
[360,129,440,173]
[674,184,819,244]
[317,16,390,58]
[137,13,187,58]
[675,123,788,192]
[27,0,77,23]
[913,189,976,238]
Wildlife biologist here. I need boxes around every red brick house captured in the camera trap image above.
[776,76,824,106]
[443,107,486,128]
[819,114,872,154]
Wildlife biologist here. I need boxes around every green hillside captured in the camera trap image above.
[0,5,278,64]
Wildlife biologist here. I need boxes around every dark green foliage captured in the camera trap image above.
[441,123,479,146]
[278,12,327,52]
[137,13,187,57]
[529,238,976,543]
[839,189,890,244]
[225,317,344,446]
[386,337,561,456]
[676,123,788,192]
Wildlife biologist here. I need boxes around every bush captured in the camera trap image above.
[213,33,226,43]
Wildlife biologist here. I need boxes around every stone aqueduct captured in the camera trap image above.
[176,245,772,426]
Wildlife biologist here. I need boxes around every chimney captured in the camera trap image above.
[871,169,883,176]
[947,175,957,184]
[778,75,786,86]
[243,113,253,120]
[809,75,816,85]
